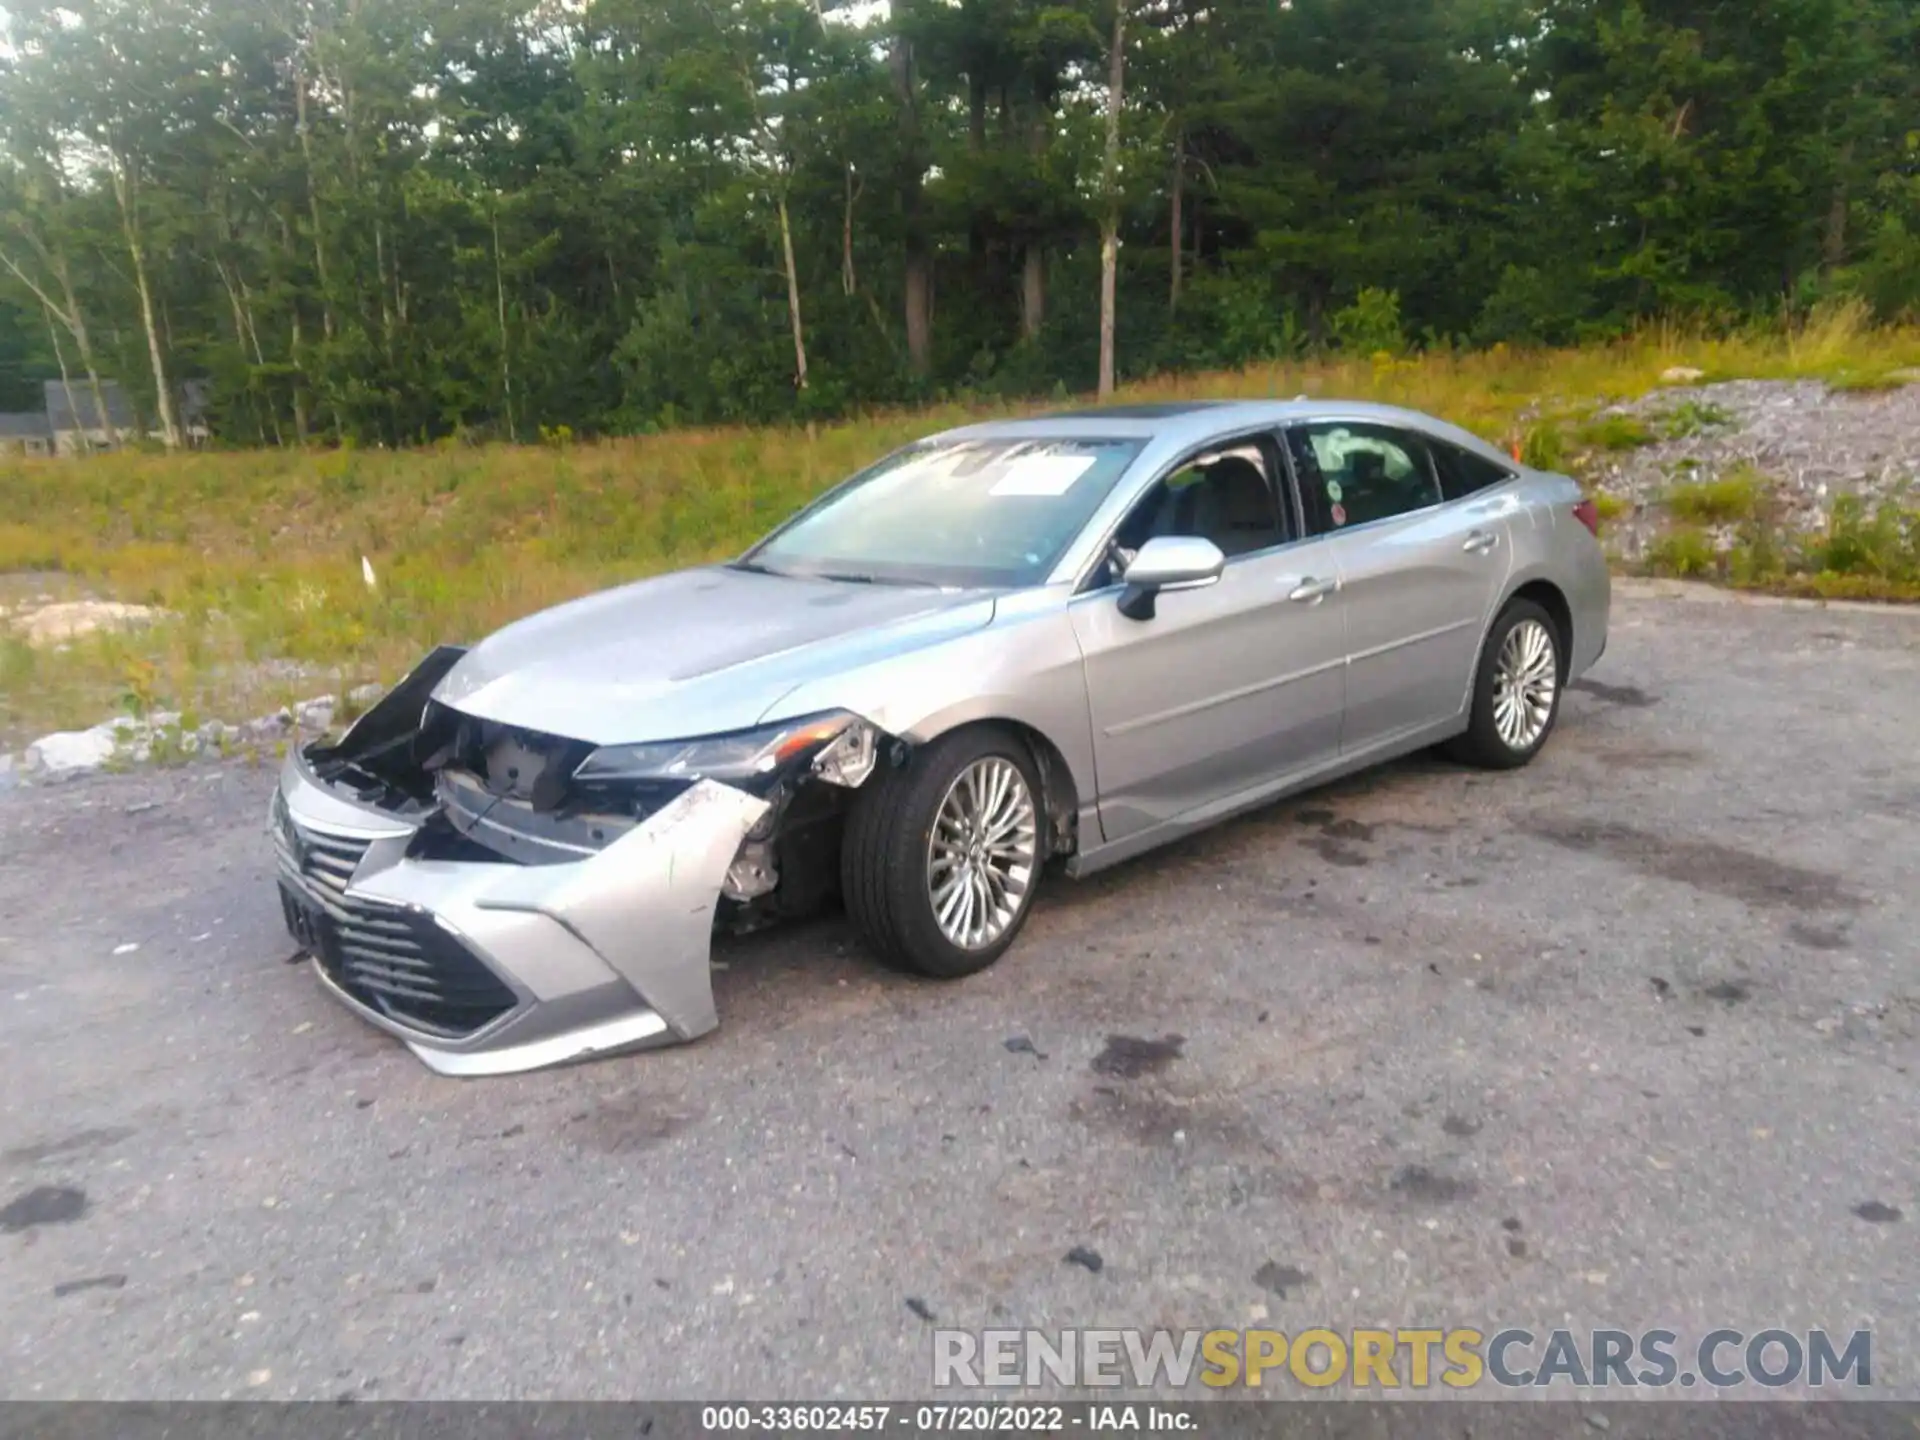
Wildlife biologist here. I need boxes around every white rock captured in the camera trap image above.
[295,694,338,729]
[24,724,122,776]
[1659,366,1706,384]
[348,683,386,705]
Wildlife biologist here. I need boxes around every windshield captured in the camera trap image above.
[740,436,1145,588]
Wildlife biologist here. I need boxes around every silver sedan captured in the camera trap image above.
[272,399,1610,1074]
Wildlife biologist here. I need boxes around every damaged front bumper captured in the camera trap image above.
[272,749,768,1076]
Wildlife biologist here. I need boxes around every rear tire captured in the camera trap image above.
[841,726,1045,979]
[1445,598,1564,770]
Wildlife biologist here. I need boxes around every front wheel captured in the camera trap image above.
[841,726,1045,978]
[1446,598,1564,770]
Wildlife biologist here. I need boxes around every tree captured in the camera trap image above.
[1097,0,1129,398]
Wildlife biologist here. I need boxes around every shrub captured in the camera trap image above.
[1577,413,1655,451]
[1646,526,1716,577]
[1664,466,1767,523]
[1330,288,1406,357]
[1657,400,1734,439]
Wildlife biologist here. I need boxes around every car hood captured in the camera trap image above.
[432,565,1000,745]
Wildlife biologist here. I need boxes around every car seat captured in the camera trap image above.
[1181,456,1277,556]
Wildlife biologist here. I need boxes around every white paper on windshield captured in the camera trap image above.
[988,454,1098,497]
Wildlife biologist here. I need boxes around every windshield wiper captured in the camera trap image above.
[728,558,786,577]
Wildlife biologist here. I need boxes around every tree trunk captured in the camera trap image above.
[375,216,395,361]
[1824,140,1855,272]
[112,162,180,450]
[43,304,88,455]
[842,164,859,296]
[1,246,115,447]
[890,34,932,377]
[1020,89,1049,341]
[1021,246,1045,340]
[49,257,113,448]
[276,210,311,444]
[1169,131,1185,313]
[777,192,809,391]
[292,56,337,343]
[1098,2,1128,400]
[217,258,273,446]
[492,204,515,440]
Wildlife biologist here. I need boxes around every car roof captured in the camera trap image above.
[929,398,1514,467]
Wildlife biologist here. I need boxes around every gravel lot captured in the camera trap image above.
[1,583,1915,1403]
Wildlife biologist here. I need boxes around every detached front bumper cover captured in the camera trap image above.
[274,747,769,1077]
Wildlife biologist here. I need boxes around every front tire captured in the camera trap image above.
[841,726,1045,978]
[1446,598,1563,770]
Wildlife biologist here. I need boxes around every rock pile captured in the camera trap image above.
[1580,379,1920,562]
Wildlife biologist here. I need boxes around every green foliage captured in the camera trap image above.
[1657,400,1736,439]
[1664,467,1769,523]
[1648,491,1920,599]
[1576,414,1656,452]
[1825,368,1911,393]
[1592,491,1632,523]
[1330,289,1406,357]
[1520,420,1567,472]
[1646,527,1717,577]
[0,0,1913,439]
[1816,494,1920,581]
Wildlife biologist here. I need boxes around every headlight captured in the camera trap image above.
[572,710,880,789]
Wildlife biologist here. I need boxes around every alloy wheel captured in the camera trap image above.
[925,756,1038,950]
[1492,617,1558,751]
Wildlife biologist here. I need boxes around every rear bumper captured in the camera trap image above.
[272,751,768,1076]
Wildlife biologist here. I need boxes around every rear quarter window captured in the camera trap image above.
[1431,442,1517,501]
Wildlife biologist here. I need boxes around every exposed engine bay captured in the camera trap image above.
[303,645,892,936]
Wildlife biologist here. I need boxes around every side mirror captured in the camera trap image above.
[1117,536,1225,621]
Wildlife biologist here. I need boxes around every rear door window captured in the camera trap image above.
[1285,423,1441,535]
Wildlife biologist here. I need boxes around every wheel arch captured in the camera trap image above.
[1502,576,1574,678]
[898,709,1087,859]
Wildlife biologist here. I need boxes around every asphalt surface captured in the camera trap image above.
[1,584,1915,1403]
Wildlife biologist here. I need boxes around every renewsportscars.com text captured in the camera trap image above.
[933,1327,1873,1391]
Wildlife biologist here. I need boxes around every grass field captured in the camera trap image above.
[4,306,1920,749]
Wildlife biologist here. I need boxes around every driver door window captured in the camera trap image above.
[1287,423,1441,534]
[1098,444,1289,586]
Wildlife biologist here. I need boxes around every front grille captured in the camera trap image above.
[273,796,518,1038]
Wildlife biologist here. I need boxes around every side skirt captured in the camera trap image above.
[1064,715,1466,881]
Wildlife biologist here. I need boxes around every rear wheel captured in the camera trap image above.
[1446,598,1563,770]
[841,726,1044,978]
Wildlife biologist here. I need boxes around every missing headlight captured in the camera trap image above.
[811,722,878,788]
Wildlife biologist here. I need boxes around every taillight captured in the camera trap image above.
[1572,498,1600,537]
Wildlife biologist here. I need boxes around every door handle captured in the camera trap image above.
[1288,577,1337,604]
[1463,529,1499,554]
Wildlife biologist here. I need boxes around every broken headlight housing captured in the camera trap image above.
[571,710,880,793]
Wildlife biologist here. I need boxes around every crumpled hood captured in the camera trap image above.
[433,565,998,745]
